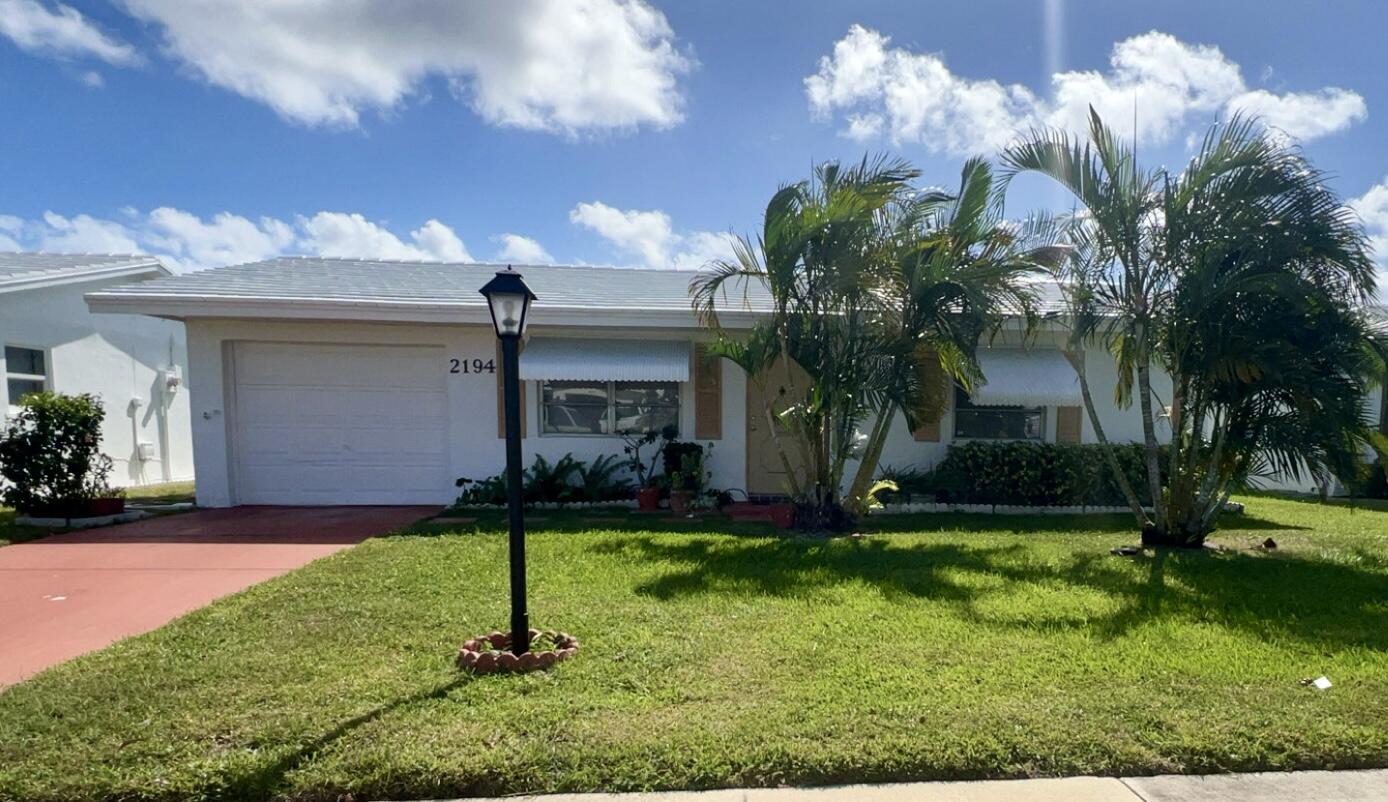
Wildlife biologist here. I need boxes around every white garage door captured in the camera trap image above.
[231,342,449,505]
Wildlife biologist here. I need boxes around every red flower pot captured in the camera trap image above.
[669,490,694,514]
[636,486,662,511]
[769,503,796,529]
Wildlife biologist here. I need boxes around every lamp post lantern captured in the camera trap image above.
[479,266,537,655]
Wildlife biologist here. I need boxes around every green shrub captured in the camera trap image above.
[0,392,114,514]
[454,452,633,507]
[1362,460,1387,499]
[889,441,1169,507]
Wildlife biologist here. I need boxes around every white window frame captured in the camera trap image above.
[951,385,1047,442]
[5,344,50,413]
[539,379,680,438]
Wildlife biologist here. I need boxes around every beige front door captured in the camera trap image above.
[745,357,810,496]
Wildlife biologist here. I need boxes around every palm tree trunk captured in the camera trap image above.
[1134,338,1167,536]
[1073,349,1151,525]
[846,402,894,513]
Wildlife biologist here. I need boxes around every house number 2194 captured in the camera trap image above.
[450,358,496,374]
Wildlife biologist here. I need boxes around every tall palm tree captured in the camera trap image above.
[692,156,917,527]
[843,158,1063,509]
[1003,109,1380,545]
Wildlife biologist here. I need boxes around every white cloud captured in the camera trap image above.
[0,208,474,270]
[0,0,140,65]
[807,25,1040,154]
[570,200,733,270]
[1228,88,1367,142]
[78,69,104,88]
[297,213,471,262]
[495,233,554,264]
[142,207,294,271]
[33,211,142,253]
[807,26,1366,155]
[669,230,739,272]
[570,201,674,266]
[1350,176,1388,295]
[120,0,691,133]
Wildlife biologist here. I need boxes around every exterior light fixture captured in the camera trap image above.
[478,266,538,654]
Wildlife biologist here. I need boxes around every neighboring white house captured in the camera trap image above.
[2,253,194,487]
[84,256,1381,506]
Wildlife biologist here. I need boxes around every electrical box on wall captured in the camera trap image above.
[136,441,156,461]
[161,365,182,396]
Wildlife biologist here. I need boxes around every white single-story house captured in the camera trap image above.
[2,253,194,487]
[84,257,1383,506]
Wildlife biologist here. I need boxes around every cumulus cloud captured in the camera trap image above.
[570,201,734,270]
[1350,176,1388,296]
[807,26,1366,155]
[32,211,142,254]
[119,0,691,133]
[0,0,141,65]
[142,208,295,269]
[495,233,554,264]
[0,208,475,271]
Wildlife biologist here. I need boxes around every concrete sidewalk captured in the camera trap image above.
[438,769,1388,802]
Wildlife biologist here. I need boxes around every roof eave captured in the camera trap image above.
[84,293,765,330]
[0,262,168,296]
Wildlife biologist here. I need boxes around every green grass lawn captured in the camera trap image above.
[1,497,1386,801]
[0,481,197,547]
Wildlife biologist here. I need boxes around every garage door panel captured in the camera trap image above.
[351,429,445,456]
[232,343,450,505]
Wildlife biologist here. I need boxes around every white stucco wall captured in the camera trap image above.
[0,276,193,487]
[180,315,1381,506]
[184,319,750,507]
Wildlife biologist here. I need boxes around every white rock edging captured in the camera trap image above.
[15,510,151,529]
[873,501,1244,516]
[451,500,639,511]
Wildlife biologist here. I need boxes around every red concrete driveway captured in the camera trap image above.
[0,506,435,687]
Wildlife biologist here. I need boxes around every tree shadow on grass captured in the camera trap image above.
[593,534,1388,652]
[594,536,1031,603]
[229,675,471,800]
[865,512,1309,535]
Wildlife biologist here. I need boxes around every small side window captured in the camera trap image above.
[5,346,48,407]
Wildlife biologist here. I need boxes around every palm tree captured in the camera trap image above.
[843,158,1063,510]
[1002,109,1381,545]
[692,156,918,527]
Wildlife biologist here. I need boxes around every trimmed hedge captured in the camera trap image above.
[886,441,1169,507]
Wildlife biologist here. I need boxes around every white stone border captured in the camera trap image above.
[15,510,150,529]
[873,501,1244,516]
[451,500,639,511]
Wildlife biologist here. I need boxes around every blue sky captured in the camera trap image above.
[1,0,1386,282]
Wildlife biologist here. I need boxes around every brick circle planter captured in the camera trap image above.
[456,629,580,675]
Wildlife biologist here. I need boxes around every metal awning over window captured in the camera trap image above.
[519,338,690,382]
[970,349,1081,407]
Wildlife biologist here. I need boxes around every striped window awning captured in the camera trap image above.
[519,338,690,382]
[970,349,1081,406]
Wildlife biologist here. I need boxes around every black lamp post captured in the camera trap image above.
[479,266,537,655]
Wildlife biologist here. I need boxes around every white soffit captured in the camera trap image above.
[971,349,1081,406]
[519,338,690,382]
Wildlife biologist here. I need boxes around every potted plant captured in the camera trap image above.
[622,427,674,511]
[667,445,712,514]
[668,469,694,514]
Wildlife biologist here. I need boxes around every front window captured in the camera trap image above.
[953,386,1045,440]
[541,380,679,436]
[5,346,48,408]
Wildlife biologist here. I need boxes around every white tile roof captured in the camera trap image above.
[0,252,167,292]
[89,256,767,314]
